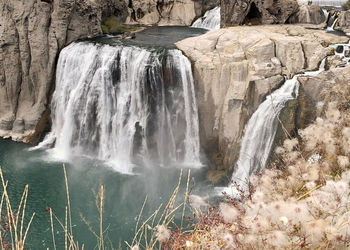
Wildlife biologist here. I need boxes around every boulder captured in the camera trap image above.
[0,0,128,142]
[176,25,348,171]
[221,0,299,27]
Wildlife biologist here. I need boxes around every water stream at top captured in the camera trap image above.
[192,6,221,30]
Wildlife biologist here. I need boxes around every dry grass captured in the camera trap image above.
[0,168,35,249]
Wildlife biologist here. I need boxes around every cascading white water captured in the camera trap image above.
[224,59,327,195]
[326,13,338,31]
[35,42,201,173]
[191,6,220,30]
[323,8,330,20]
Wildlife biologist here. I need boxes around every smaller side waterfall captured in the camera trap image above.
[323,8,330,21]
[225,59,326,195]
[327,13,338,31]
[191,7,220,30]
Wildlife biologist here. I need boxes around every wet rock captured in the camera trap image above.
[336,45,344,53]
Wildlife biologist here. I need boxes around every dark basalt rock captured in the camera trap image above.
[336,45,344,53]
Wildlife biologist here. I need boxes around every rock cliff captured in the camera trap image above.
[176,25,348,172]
[334,10,350,35]
[287,3,326,25]
[220,0,299,27]
[125,0,219,26]
[0,0,128,143]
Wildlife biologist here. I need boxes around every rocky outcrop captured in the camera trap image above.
[0,0,128,143]
[176,25,348,171]
[221,0,299,27]
[287,3,326,24]
[298,64,350,125]
[334,10,350,35]
[125,0,219,26]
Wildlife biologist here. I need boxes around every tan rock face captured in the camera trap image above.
[334,10,350,35]
[176,25,348,170]
[298,65,350,126]
[0,0,128,142]
[125,0,219,26]
[287,3,326,25]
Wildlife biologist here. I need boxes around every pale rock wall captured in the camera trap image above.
[176,25,348,171]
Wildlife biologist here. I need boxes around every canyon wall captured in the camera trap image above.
[0,0,129,143]
[176,25,348,176]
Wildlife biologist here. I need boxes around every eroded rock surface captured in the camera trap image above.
[176,25,348,171]
[0,0,128,142]
[288,3,326,25]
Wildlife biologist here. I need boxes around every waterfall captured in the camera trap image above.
[327,13,338,31]
[36,42,201,173]
[191,7,220,30]
[322,8,330,21]
[224,59,326,195]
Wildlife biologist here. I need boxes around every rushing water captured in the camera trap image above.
[35,33,203,173]
[191,7,220,30]
[224,59,327,195]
